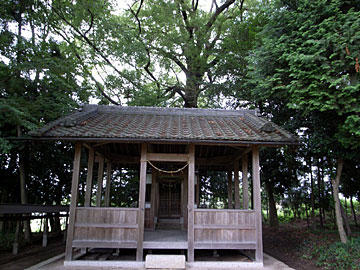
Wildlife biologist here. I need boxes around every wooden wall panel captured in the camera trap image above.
[73,207,139,248]
[194,209,256,248]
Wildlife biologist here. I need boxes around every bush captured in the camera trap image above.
[316,237,360,270]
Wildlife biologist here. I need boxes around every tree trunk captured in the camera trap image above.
[331,159,347,243]
[184,77,200,108]
[305,203,309,227]
[17,126,32,243]
[350,195,358,227]
[309,158,316,229]
[340,203,351,236]
[265,180,278,228]
[317,163,324,228]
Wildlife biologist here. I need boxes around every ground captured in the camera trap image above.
[1,222,357,270]
[263,221,323,270]
[0,235,65,270]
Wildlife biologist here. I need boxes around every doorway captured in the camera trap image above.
[158,181,181,219]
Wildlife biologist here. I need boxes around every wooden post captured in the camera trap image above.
[42,217,48,247]
[63,214,68,242]
[252,145,263,263]
[104,161,112,207]
[150,171,157,230]
[242,154,249,209]
[65,143,82,261]
[227,169,233,209]
[96,157,104,207]
[187,144,195,262]
[136,143,147,261]
[84,148,95,207]
[196,172,200,207]
[234,161,240,209]
[12,220,21,255]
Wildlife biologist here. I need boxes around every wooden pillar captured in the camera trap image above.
[195,172,200,207]
[183,171,188,230]
[242,154,249,209]
[96,157,104,207]
[227,169,233,209]
[84,148,95,207]
[65,143,82,261]
[42,217,48,247]
[234,161,240,209]
[136,143,147,261]
[104,161,112,207]
[187,144,195,262]
[252,145,263,263]
[150,171,157,229]
[12,220,21,255]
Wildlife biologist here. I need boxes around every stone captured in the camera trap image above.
[145,255,186,269]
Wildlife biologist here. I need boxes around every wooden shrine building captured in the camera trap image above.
[29,105,297,268]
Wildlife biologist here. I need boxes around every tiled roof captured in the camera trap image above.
[29,105,297,144]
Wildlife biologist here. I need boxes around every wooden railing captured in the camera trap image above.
[193,209,256,249]
[72,207,139,249]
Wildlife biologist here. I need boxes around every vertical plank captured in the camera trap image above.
[12,220,20,255]
[150,171,157,230]
[84,148,95,207]
[252,145,263,263]
[104,161,112,207]
[187,144,195,262]
[96,157,104,207]
[242,154,249,209]
[136,143,147,261]
[65,142,82,261]
[196,172,201,207]
[183,170,188,230]
[227,169,233,209]
[42,217,48,247]
[234,161,240,209]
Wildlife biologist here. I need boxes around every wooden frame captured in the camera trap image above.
[63,142,264,265]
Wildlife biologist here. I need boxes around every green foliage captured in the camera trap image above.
[315,237,360,270]
[247,0,360,150]
[52,0,263,107]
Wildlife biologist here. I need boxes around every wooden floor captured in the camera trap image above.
[144,229,188,249]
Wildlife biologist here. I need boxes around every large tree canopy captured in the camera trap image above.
[52,0,260,108]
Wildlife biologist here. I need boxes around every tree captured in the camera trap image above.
[0,0,90,237]
[246,0,360,243]
[51,0,262,108]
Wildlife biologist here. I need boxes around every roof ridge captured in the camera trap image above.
[83,104,257,116]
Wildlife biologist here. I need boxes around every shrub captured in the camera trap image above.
[316,237,360,270]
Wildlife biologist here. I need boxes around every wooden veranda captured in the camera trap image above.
[29,105,297,267]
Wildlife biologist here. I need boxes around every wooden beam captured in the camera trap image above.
[104,161,112,207]
[136,143,147,261]
[83,143,105,159]
[0,204,68,214]
[147,153,189,162]
[242,153,249,209]
[234,161,240,209]
[84,148,95,207]
[252,145,263,263]
[96,157,105,207]
[227,169,233,209]
[187,144,195,262]
[101,152,140,164]
[65,143,82,261]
